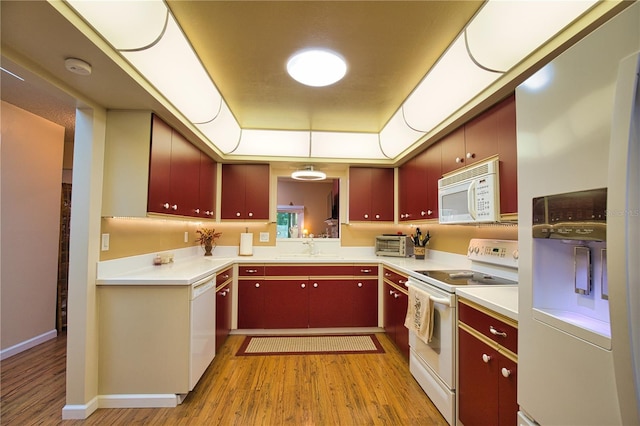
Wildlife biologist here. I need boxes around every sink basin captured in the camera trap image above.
[275,253,343,260]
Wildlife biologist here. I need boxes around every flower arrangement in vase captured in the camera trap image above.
[196,228,222,256]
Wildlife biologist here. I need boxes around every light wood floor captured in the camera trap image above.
[1,332,447,425]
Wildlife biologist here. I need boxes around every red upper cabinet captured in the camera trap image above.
[169,131,201,217]
[399,142,441,222]
[463,95,517,214]
[439,126,467,175]
[148,116,173,214]
[349,167,394,222]
[197,152,216,218]
[148,115,209,217]
[221,164,269,220]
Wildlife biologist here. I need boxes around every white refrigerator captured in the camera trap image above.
[516,3,640,425]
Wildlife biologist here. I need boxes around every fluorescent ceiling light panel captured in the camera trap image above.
[466,0,598,71]
[310,132,383,159]
[67,0,167,50]
[402,36,501,133]
[379,108,426,158]
[196,102,242,154]
[234,129,311,157]
[121,15,222,124]
[287,49,347,87]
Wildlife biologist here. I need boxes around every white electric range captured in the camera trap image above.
[406,239,519,425]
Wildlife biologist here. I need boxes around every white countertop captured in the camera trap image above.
[95,246,463,286]
[95,246,519,319]
[455,286,519,321]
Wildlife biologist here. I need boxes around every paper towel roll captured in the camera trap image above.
[239,233,253,256]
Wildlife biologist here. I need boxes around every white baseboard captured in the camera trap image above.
[98,394,179,409]
[61,394,178,419]
[0,329,57,360]
[61,396,99,420]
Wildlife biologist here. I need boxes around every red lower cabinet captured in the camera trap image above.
[308,278,378,328]
[237,279,265,329]
[215,268,233,353]
[383,268,409,359]
[237,264,379,329]
[458,299,518,426]
[263,279,309,329]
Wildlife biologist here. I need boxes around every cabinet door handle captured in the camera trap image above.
[385,272,391,277]
[360,269,372,273]
[171,204,178,210]
[501,368,511,378]
[389,290,395,295]
[398,279,406,284]
[489,326,507,338]
[313,282,319,288]
[364,214,369,219]
[163,203,170,209]
[246,269,258,273]
[482,354,491,363]
[236,212,241,217]
[456,157,464,164]
[254,283,260,288]
[300,283,306,288]
[466,152,475,160]
[375,214,380,219]
[248,212,253,217]
[195,208,200,214]
[357,282,363,288]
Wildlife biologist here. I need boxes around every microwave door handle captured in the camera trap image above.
[468,180,477,220]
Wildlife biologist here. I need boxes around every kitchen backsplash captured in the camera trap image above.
[100,217,517,261]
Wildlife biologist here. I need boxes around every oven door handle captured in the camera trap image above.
[430,295,452,306]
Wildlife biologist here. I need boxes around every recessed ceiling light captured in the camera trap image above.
[287,49,347,87]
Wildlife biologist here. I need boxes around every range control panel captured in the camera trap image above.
[467,239,519,268]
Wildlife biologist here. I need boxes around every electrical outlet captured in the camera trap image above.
[184,231,189,243]
[259,232,270,242]
[101,233,110,251]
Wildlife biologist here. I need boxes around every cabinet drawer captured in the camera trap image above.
[458,300,518,354]
[216,267,233,286]
[308,264,357,276]
[353,265,378,276]
[238,265,265,276]
[383,268,408,288]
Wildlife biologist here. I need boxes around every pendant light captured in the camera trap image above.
[291,165,326,181]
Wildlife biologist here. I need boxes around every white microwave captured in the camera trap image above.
[438,158,500,224]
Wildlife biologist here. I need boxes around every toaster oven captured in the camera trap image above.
[375,235,414,257]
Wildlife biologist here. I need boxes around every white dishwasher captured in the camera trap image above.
[189,274,216,390]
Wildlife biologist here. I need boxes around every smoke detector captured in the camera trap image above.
[65,58,92,76]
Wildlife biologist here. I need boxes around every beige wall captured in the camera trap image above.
[1,101,64,350]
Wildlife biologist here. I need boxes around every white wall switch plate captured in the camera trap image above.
[259,232,269,242]
[184,231,189,243]
[101,233,110,251]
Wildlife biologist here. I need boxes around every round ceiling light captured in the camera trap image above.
[291,165,327,181]
[286,49,347,87]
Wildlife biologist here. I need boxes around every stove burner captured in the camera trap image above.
[414,270,518,286]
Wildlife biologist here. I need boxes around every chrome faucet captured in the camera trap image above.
[303,238,318,255]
